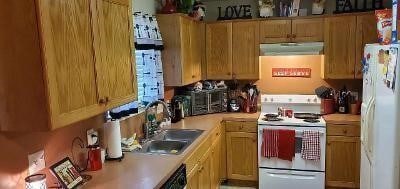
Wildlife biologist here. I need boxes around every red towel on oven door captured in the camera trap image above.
[261,129,278,158]
[301,130,321,160]
[278,129,295,161]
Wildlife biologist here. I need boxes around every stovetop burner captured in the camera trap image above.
[294,113,321,120]
[264,113,279,118]
[303,119,320,123]
[262,117,284,122]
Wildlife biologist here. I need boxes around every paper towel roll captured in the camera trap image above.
[104,120,123,159]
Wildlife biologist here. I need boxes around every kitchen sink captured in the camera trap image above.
[154,129,204,142]
[140,140,189,155]
[135,129,204,155]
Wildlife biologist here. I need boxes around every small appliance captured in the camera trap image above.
[186,88,228,115]
[170,97,183,123]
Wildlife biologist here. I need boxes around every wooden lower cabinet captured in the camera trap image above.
[211,136,222,189]
[326,136,361,188]
[226,132,258,181]
[186,125,221,189]
[325,115,361,189]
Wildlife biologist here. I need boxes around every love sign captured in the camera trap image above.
[217,5,252,20]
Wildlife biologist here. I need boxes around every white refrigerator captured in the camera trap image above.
[361,43,400,189]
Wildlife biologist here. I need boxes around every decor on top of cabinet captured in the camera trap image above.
[312,0,325,15]
[161,0,177,14]
[177,0,194,14]
[334,0,384,14]
[217,4,252,20]
[259,0,275,17]
[190,0,206,21]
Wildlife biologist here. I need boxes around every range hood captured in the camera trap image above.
[260,42,324,56]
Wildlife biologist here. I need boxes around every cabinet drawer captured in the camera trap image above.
[185,133,212,174]
[226,121,257,133]
[327,124,360,137]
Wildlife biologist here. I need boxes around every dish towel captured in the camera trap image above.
[301,130,321,160]
[261,129,279,158]
[278,130,296,161]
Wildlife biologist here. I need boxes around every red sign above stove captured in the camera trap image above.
[272,68,311,78]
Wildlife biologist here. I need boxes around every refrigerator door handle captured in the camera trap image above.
[361,98,373,144]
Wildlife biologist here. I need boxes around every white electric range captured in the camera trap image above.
[258,94,326,189]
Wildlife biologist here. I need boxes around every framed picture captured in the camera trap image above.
[50,157,83,189]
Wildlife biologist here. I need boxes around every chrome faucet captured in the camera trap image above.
[143,100,172,141]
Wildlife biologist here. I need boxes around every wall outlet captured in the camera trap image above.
[28,150,46,175]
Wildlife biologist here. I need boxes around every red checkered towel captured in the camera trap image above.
[261,129,279,158]
[301,130,321,160]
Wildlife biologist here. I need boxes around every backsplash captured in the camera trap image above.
[256,55,363,95]
[0,112,147,188]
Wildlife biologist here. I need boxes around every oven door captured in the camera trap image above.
[259,168,325,189]
[258,125,326,172]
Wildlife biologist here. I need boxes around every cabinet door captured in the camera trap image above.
[37,0,102,128]
[211,136,221,189]
[190,21,205,83]
[232,21,260,80]
[323,16,357,79]
[187,165,200,189]
[92,0,136,108]
[326,136,361,188]
[355,14,377,79]
[198,149,212,189]
[181,17,193,85]
[226,132,258,181]
[292,18,324,42]
[206,22,232,80]
[260,19,291,43]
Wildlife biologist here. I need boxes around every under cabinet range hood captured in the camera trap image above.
[260,42,324,56]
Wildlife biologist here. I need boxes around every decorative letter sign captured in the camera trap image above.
[217,4,252,20]
[272,68,312,78]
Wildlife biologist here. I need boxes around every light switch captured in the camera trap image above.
[28,150,45,175]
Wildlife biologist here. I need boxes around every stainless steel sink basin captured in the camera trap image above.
[135,129,204,155]
[141,140,189,155]
[156,129,204,142]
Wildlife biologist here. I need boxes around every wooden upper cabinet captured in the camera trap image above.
[206,22,233,80]
[157,14,203,86]
[292,18,324,42]
[92,0,136,109]
[260,19,291,43]
[323,16,357,79]
[232,21,260,80]
[181,17,193,85]
[0,0,137,131]
[37,0,102,128]
[190,21,205,83]
[355,14,377,79]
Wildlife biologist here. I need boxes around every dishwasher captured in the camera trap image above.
[161,164,187,189]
